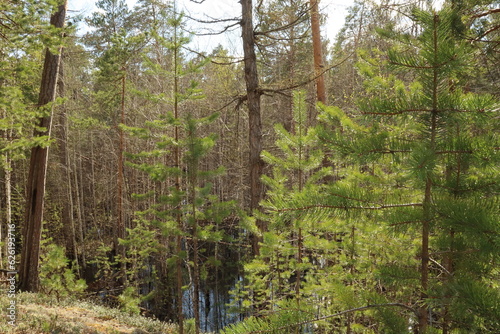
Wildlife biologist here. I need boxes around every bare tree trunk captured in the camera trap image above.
[2,149,12,265]
[19,1,67,292]
[173,6,184,331]
[73,137,85,260]
[286,0,297,132]
[116,71,126,283]
[241,0,264,255]
[310,0,327,104]
[192,203,200,334]
[420,176,431,332]
[56,52,79,271]
[1,115,13,265]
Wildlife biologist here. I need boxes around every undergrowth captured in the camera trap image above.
[0,292,177,333]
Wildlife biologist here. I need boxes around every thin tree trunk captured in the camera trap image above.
[418,14,440,333]
[187,120,200,334]
[241,0,264,255]
[19,1,67,292]
[173,5,184,331]
[442,142,460,333]
[420,176,432,332]
[192,200,200,334]
[1,118,13,265]
[295,111,304,332]
[117,71,126,283]
[309,0,326,104]
[56,52,79,271]
[73,137,85,260]
[3,150,12,265]
[286,0,297,132]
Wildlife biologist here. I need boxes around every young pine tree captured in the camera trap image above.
[121,4,237,332]
[317,6,499,333]
[228,91,337,332]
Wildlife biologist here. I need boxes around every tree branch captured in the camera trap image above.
[470,8,500,20]
[272,202,423,212]
[248,303,418,333]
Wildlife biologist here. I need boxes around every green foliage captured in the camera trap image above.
[118,220,160,289]
[0,0,68,164]
[2,0,498,332]
[40,244,87,301]
[87,243,117,287]
[450,278,500,331]
[238,91,377,331]
[221,300,314,334]
[118,286,142,315]
[316,5,499,332]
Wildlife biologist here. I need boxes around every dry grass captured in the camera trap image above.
[0,292,177,334]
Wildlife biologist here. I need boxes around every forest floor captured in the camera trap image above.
[0,292,177,333]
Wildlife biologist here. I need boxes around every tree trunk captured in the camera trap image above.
[19,1,67,292]
[116,71,126,283]
[2,150,12,265]
[418,14,441,332]
[192,203,200,334]
[173,6,184,331]
[56,52,79,271]
[310,0,326,104]
[241,0,264,255]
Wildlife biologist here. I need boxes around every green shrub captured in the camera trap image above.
[40,243,87,300]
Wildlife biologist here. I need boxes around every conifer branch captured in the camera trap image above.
[182,46,244,65]
[429,257,452,276]
[215,53,354,112]
[259,51,355,94]
[472,25,500,41]
[362,108,490,115]
[248,303,418,333]
[273,203,422,212]
[434,181,497,193]
[389,220,423,227]
[254,9,309,37]
[389,55,457,69]
[435,150,473,154]
[470,8,500,20]
[367,148,412,154]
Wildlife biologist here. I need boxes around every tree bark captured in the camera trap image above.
[19,1,67,292]
[173,5,184,331]
[2,149,11,265]
[310,0,327,104]
[116,70,126,284]
[418,14,440,333]
[241,0,264,255]
[56,52,79,271]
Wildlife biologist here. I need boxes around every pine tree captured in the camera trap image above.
[84,0,147,285]
[120,4,239,333]
[0,0,57,266]
[124,109,236,333]
[316,5,499,333]
[232,91,338,331]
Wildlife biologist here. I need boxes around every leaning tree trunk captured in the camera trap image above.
[241,0,264,255]
[19,1,67,292]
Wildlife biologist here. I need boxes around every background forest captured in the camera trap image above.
[1,0,499,333]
